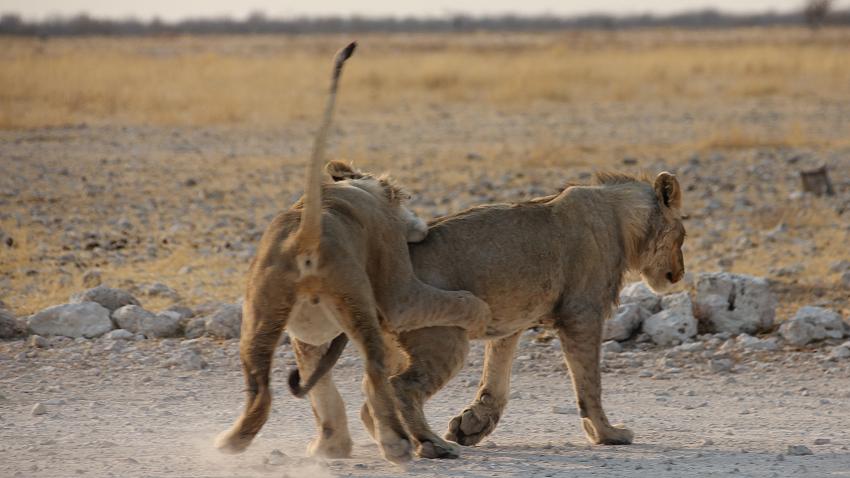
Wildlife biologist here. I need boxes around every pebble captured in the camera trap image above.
[786,445,813,456]
[31,403,47,416]
[29,335,49,348]
[813,438,831,445]
[551,406,575,415]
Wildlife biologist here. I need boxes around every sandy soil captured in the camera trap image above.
[2,332,849,477]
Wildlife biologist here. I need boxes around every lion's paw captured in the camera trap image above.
[307,436,353,459]
[444,400,501,446]
[380,436,413,464]
[418,436,461,459]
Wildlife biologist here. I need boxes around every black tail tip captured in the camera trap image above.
[288,368,306,398]
[340,41,357,61]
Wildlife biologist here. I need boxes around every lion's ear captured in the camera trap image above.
[654,172,681,210]
[325,160,363,181]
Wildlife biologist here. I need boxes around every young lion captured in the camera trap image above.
[214,42,490,464]
[297,171,686,458]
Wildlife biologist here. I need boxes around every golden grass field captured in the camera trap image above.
[1,28,849,318]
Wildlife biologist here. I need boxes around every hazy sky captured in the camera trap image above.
[1,1,825,21]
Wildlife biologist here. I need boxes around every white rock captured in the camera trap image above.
[104,329,136,341]
[736,334,780,351]
[661,292,694,315]
[204,304,242,339]
[779,306,847,346]
[602,340,622,354]
[112,305,181,338]
[32,403,47,415]
[28,302,113,338]
[29,335,49,348]
[604,303,648,341]
[693,272,776,334]
[828,342,850,360]
[642,308,697,346]
[70,286,140,313]
[620,282,661,313]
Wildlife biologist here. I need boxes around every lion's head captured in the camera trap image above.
[639,172,686,293]
[325,160,428,243]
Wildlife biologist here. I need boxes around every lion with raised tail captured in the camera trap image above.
[214,42,490,464]
[296,171,686,458]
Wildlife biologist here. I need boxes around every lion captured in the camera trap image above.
[214,42,491,464]
[295,170,686,458]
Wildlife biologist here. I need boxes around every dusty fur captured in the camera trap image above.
[213,43,491,465]
[301,171,686,458]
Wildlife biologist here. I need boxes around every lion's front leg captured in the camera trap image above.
[292,338,353,459]
[445,331,521,446]
[555,312,634,445]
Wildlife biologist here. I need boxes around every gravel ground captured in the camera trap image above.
[2,332,849,477]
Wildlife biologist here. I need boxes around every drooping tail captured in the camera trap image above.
[298,41,357,247]
[288,334,349,398]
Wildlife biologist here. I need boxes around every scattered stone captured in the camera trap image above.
[265,449,289,466]
[170,349,207,371]
[701,438,714,446]
[31,403,46,416]
[693,273,776,334]
[710,358,734,373]
[183,318,206,339]
[786,445,813,456]
[0,308,22,339]
[619,282,661,313]
[28,302,113,338]
[104,329,136,341]
[642,308,697,346]
[736,334,780,351]
[605,303,648,342]
[70,286,140,313]
[829,260,850,274]
[29,335,49,348]
[813,438,831,445]
[779,306,847,346]
[551,406,575,415]
[141,283,180,301]
[829,342,850,360]
[162,305,194,320]
[81,269,103,288]
[203,304,242,339]
[841,271,850,288]
[602,340,622,354]
[112,305,180,338]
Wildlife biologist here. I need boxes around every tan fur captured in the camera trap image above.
[214,43,490,465]
[301,171,686,458]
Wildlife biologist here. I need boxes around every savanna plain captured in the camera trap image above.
[1,29,850,477]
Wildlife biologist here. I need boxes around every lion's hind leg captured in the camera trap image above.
[291,338,353,458]
[215,286,291,454]
[390,281,491,338]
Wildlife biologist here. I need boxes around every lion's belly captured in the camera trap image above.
[286,296,343,346]
[478,288,561,339]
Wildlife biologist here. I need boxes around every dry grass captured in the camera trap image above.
[2,29,850,130]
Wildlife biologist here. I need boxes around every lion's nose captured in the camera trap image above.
[666,272,674,282]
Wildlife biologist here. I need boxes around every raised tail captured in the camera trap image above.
[288,334,349,398]
[298,41,357,248]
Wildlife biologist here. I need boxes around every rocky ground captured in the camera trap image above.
[2,323,850,477]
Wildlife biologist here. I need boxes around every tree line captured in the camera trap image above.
[1,7,848,37]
